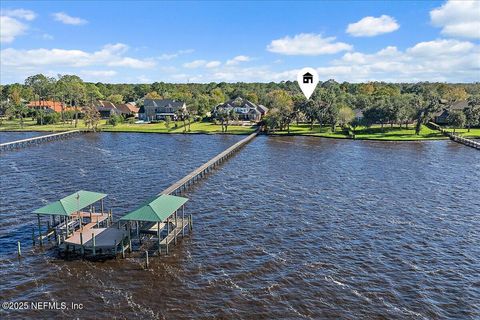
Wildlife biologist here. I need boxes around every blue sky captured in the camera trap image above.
[1,1,479,84]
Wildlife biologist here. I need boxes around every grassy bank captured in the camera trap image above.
[0,119,257,135]
[268,124,480,140]
[2,119,479,140]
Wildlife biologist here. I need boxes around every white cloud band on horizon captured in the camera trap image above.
[1,43,156,69]
[346,15,399,37]
[183,59,221,68]
[267,33,352,55]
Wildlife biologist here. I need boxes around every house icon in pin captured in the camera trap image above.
[303,72,313,84]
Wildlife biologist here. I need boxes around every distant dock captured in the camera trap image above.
[0,130,81,152]
[429,122,480,150]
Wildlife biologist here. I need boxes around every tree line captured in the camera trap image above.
[1,74,479,133]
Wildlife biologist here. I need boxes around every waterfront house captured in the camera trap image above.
[354,108,364,121]
[434,100,468,125]
[95,101,138,119]
[27,100,67,113]
[139,99,187,121]
[116,103,139,118]
[96,100,121,118]
[213,97,268,122]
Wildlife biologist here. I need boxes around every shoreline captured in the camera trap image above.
[3,128,478,141]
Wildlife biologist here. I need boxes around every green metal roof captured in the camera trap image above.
[33,190,107,216]
[120,194,188,222]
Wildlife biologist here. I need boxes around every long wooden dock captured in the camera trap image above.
[28,129,259,261]
[0,130,81,152]
[160,128,260,196]
[429,122,480,150]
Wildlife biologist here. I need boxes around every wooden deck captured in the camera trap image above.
[159,218,189,246]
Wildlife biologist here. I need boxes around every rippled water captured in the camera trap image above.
[0,132,46,143]
[1,133,479,319]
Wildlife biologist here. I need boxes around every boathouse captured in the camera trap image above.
[33,190,128,256]
[120,194,191,255]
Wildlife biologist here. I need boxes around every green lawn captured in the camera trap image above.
[268,124,350,139]
[0,118,257,135]
[2,118,479,140]
[269,124,457,140]
[0,118,88,131]
[103,121,257,135]
[441,128,480,138]
[353,125,446,141]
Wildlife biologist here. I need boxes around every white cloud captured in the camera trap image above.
[0,16,27,43]
[1,43,156,69]
[183,59,221,68]
[52,12,88,25]
[1,9,36,21]
[81,70,117,78]
[188,38,479,83]
[346,15,399,37]
[267,33,352,55]
[42,33,54,40]
[0,8,36,43]
[430,0,480,39]
[226,55,251,65]
[157,49,194,60]
[327,39,480,82]
[205,60,221,68]
[183,60,207,68]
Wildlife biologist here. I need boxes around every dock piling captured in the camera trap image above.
[32,228,35,246]
[17,241,21,257]
[92,233,96,256]
[37,214,43,247]
[80,232,84,256]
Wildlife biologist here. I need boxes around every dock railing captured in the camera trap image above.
[428,122,479,150]
[160,128,260,196]
[0,130,81,151]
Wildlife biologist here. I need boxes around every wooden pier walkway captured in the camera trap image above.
[160,128,260,196]
[0,130,81,152]
[429,122,480,150]
[28,129,259,261]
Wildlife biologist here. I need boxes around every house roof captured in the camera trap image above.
[27,101,66,113]
[449,101,468,110]
[116,103,135,114]
[96,100,116,109]
[216,97,265,115]
[144,99,185,108]
[125,103,139,113]
[33,190,107,216]
[257,104,269,114]
[120,194,188,222]
[303,72,313,77]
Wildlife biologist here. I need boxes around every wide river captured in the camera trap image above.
[0,133,479,319]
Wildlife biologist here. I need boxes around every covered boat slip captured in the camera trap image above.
[120,194,192,254]
[32,190,116,254]
[32,191,192,258]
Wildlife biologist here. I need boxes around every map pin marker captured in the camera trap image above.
[297,67,319,99]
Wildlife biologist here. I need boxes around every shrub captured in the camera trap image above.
[108,114,124,126]
[37,112,60,125]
